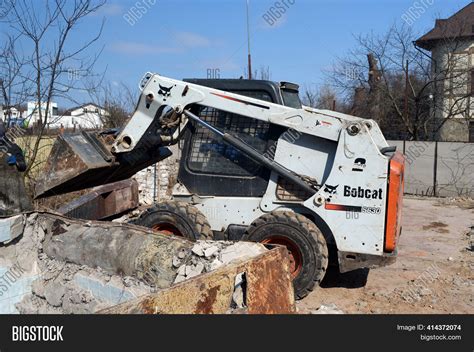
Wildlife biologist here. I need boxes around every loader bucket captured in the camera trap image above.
[35,131,171,199]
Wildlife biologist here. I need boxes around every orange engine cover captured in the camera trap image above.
[385,151,405,252]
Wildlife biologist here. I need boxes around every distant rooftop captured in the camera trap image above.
[415,2,474,50]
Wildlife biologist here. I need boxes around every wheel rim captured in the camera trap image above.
[261,236,303,278]
[151,223,183,237]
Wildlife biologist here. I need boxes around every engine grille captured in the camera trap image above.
[276,177,314,201]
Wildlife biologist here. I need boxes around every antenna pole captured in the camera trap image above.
[246,0,252,79]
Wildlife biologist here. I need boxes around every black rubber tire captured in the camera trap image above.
[15,159,27,172]
[242,211,328,299]
[133,201,213,241]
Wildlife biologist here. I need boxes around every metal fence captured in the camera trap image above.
[388,140,474,198]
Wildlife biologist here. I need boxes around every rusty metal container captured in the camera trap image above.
[56,179,140,220]
[100,246,296,315]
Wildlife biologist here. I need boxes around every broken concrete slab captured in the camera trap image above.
[39,214,191,289]
[172,241,266,285]
[185,262,204,279]
[44,282,67,307]
[220,242,266,264]
[0,214,25,244]
[31,279,46,299]
[209,258,224,271]
[191,243,221,258]
[204,246,219,258]
[191,244,205,257]
[232,272,246,309]
[73,272,149,305]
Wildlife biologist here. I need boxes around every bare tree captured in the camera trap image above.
[0,1,11,20]
[85,80,138,129]
[1,0,106,177]
[326,22,472,141]
[0,34,32,125]
[302,84,342,111]
[243,65,272,80]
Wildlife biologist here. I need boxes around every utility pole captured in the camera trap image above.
[404,59,409,136]
[246,0,252,80]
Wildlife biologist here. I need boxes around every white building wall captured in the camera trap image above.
[65,104,107,129]
[26,101,59,126]
[40,104,107,130]
[431,39,474,141]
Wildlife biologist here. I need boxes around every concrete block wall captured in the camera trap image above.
[388,140,474,197]
[134,144,180,204]
[436,142,474,197]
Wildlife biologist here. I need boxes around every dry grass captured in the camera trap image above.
[16,135,56,178]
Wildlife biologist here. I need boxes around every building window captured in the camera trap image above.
[471,69,474,96]
[469,121,474,143]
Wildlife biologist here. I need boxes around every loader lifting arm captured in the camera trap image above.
[112,73,387,154]
[35,72,390,198]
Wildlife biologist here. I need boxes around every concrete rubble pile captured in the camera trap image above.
[173,241,266,284]
[0,212,270,314]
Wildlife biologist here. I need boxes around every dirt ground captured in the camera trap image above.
[297,197,474,314]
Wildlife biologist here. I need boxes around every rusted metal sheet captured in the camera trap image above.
[100,246,296,315]
[0,214,26,244]
[56,179,139,220]
[245,246,295,314]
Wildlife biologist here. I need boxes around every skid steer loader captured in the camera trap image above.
[35,73,405,298]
